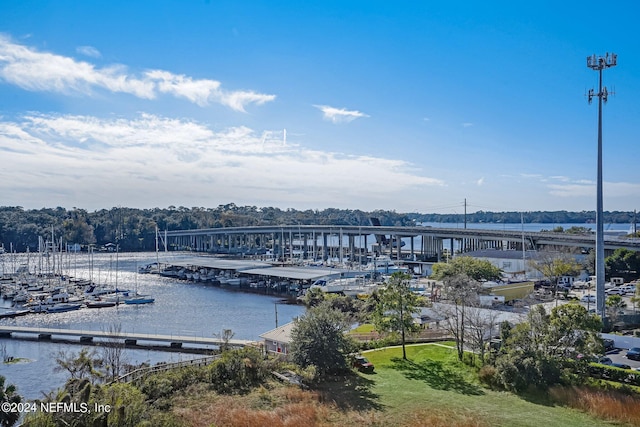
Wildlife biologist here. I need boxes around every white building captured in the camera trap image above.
[463,249,544,280]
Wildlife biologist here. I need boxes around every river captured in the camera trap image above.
[0,251,305,400]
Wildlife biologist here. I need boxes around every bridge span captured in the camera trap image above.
[164,225,640,262]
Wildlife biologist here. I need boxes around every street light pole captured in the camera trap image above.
[586,52,617,318]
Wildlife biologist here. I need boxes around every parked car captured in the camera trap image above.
[620,285,637,294]
[557,284,572,292]
[611,362,631,370]
[572,280,589,290]
[581,294,596,303]
[602,338,615,352]
[352,355,375,373]
[626,347,640,361]
[598,356,613,365]
[565,292,579,300]
[605,288,625,296]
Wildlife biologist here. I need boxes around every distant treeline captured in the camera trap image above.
[408,210,638,225]
[0,206,636,252]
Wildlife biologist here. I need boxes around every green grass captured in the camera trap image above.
[350,323,376,333]
[352,343,627,427]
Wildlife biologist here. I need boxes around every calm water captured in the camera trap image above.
[0,251,305,399]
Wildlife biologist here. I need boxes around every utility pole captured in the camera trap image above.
[464,198,467,229]
[587,52,617,318]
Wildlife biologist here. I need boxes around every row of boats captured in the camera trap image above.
[0,268,155,318]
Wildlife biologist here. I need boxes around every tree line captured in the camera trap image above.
[409,210,639,225]
[1,205,638,253]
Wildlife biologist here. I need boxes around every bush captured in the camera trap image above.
[208,347,269,394]
[478,365,500,389]
[494,354,562,392]
[589,364,640,386]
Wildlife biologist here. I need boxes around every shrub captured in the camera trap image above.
[208,347,269,394]
[478,365,500,389]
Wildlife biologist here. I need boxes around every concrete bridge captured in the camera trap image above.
[164,225,640,263]
[0,326,253,350]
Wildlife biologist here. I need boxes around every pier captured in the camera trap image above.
[0,326,253,351]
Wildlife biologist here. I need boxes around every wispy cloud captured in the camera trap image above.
[0,35,275,112]
[548,180,640,199]
[476,177,484,186]
[76,45,101,58]
[462,122,473,128]
[0,113,443,209]
[314,105,369,124]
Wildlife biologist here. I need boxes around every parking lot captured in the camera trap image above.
[604,348,640,369]
[538,287,639,315]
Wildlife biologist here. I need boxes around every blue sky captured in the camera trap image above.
[0,1,638,214]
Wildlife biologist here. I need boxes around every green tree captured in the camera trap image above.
[54,348,104,384]
[606,294,627,325]
[0,376,21,427]
[548,303,603,359]
[290,302,356,378]
[302,286,326,307]
[606,248,640,281]
[431,256,502,282]
[494,304,602,392]
[372,272,420,360]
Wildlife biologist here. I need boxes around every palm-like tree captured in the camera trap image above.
[0,375,22,427]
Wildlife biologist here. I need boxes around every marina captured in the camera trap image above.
[0,251,306,399]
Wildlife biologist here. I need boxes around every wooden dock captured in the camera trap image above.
[0,326,253,350]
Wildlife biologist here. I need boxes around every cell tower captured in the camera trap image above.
[586,52,617,318]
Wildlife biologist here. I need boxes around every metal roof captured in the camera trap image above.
[167,257,272,271]
[240,266,345,281]
[259,321,296,343]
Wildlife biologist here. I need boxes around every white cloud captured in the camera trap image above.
[0,35,275,111]
[314,105,369,124]
[145,70,221,107]
[462,122,473,127]
[0,113,444,210]
[76,45,101,58]
[476,177,484,186]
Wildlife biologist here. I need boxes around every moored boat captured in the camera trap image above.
[85,299,117,308]
[45,303,82,313]
[123,295,155,305]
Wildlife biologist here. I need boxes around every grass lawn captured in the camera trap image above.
[342,342,628,427]
[166,342,638,426]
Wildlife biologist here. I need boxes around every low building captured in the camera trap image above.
[482,280,535,302]
[464,249,543,280]
[259,321,295,357]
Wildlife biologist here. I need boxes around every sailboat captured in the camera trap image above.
[124,262,155,305]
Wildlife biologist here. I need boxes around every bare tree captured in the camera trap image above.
[465,306,501,365]
[437,273,482,361]
[214,329,236,353]
[101,323,127,382]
